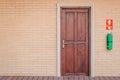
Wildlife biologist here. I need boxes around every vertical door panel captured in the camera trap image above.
[66,12,74,41]
[77,13,86,41]
[75,12,89,75]
[65,44,74,74]
[65,12,75,75]
[75,44,86,73]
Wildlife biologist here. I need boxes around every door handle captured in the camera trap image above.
[62,40,65,49]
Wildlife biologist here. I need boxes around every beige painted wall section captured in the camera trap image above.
[0,0,120,76]
[0,0,58,76]
[94,0,120,76]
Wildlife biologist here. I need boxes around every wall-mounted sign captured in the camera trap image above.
[106,19,113,30]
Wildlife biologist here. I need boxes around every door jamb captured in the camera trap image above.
[57,3,94,77]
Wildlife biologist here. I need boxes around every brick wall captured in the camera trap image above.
[0,0,58,76]
[0,0,120,76]
[94,0,120,76]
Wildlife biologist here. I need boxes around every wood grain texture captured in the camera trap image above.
[61,7,91,76]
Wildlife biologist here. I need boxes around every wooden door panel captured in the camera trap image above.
[75,44,87,74]
[61,8,90,76]
[66,12,74,41]
[77,13,87,41]
[64,12,75,75]
[75,12,89,75]
[65,44,74,74]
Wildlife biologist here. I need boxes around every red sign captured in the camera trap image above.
[106,19,113,30]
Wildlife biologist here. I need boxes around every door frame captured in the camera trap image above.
[57,3,94,77]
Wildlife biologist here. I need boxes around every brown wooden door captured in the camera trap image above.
[61,7,91,76]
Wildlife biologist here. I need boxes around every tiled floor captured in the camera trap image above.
[0,76,120,80]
